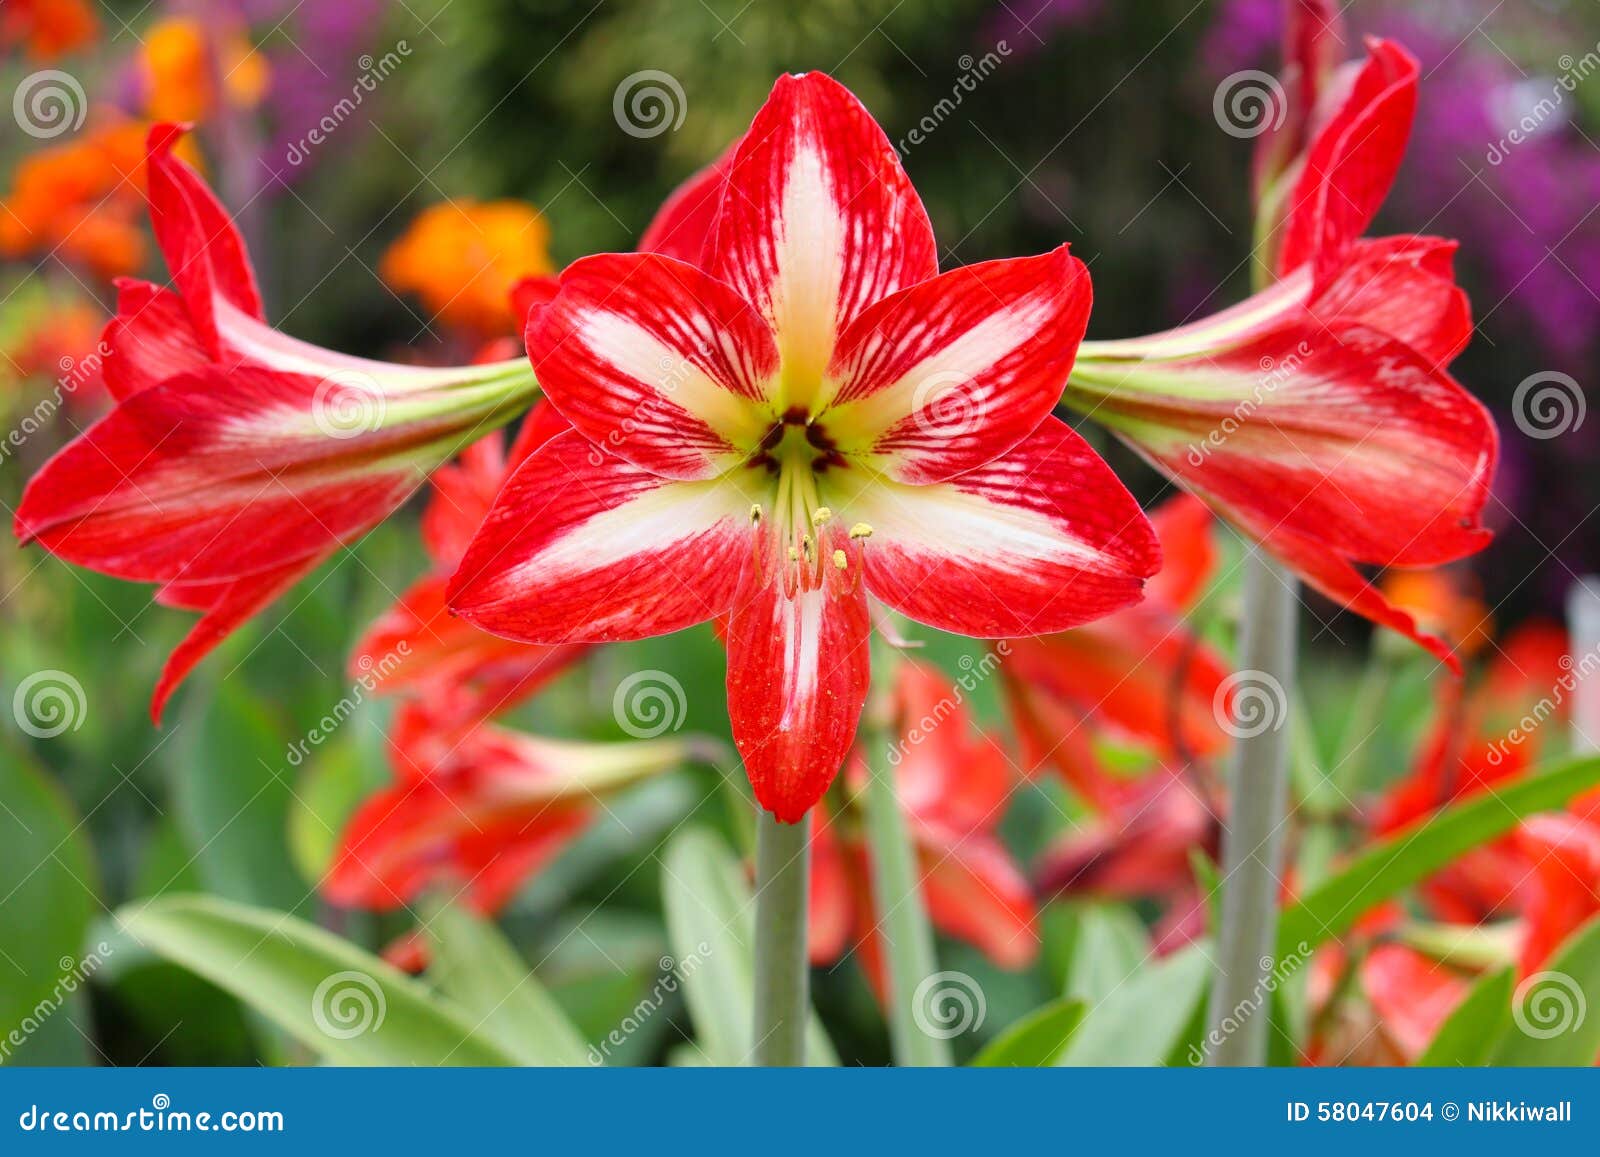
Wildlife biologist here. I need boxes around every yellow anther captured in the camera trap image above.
[811,506,833,526]
[750,504,763,523]
[849,522,874,540]
[787,546,799,562]
[832,549,848,569]
[801,535,814,560]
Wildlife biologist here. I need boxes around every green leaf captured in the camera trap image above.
[117,894,517,1066]
[1492,915,1600,1067]
[1418,966,1513,1066]
[422,900,591,1066]
[1056,942,1211,1066]
[1279,756,1600,956]
[1063,903,1149,1005]
[168,684,303,910]
[970,999,1086,1066]
[0,755,98,1066]
[659,828,837,1066]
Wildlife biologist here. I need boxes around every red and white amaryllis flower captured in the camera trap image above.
[449,73,1159,822]
[1063,32,1496,672]
[13,125,538,720]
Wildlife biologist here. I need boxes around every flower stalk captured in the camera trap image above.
[751,809,811,1067]
[860,636,952,1067]
[1206,545,1297,1065]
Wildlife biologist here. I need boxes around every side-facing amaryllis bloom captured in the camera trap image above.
[449,72,1160,822]
[1002,493,1231,774]
[13,124,539,721]
[1063,28,1496,672]
[807,662,1037,985]
[324,696,715,921]
[348,405,589,727]
[1064,236,1495,671]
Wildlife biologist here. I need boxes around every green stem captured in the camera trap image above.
[860,639,953,1067]
[1207,545,1297,1067]
[750,809,810,1067]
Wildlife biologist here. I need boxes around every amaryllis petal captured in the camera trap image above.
[1006,617,1231,761]
[806,811,855,965]
[638,145,736,266]
[527,253,780,479]
[449,432,753,644]
[823,247,1092,483]
[1144,493,1218,611]
[419,432,510,565]
[725,536,872,822]
[350,572,586,706]
[1274,39,1419,280]
[1361,943,1471,1062]
[1312,236,1471,367]
[101,278,208,401]
[151,558,319,723]
[706,71,937,402]
[1514,815,1600,973]
[852,417,1160,638]
[917,825,1039,969]
[145,123,265,351]
[887,662,1015,831]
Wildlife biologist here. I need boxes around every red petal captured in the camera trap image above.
[1144,493,1217,612]
[420,431,508,566]
[888,661,1015,831]
[725,535,872,822]
[15,365,438,583]
[705,72,937,399]
[1275,40,1419,278]
[349,572,588,710]
[638,144,737,265]
[854,417,1160,637]
[1087,332,1495,666]
[150,557,321,722]
[1362,944,1470,1062]
[506,397,573,468]
[1005,611,1232,761]
[917,823,1039,969]
[326,772,590,912]
[101,278,207,401]
[806,810,856,965]
[448,432,750,644]
[823,247,1092,483]
[1514,814,1600,973]
[145,123,265,350]
[1313,236,1472,367]
[526,253,779,478]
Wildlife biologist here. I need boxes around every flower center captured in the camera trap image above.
[745,414,871,597]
